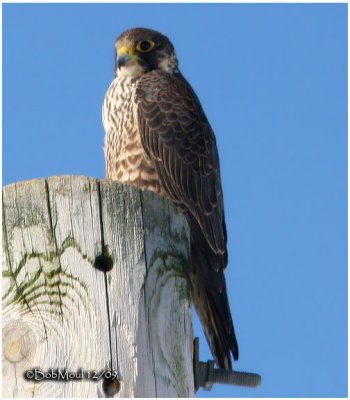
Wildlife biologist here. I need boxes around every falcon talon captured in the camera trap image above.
[193,338,261,392]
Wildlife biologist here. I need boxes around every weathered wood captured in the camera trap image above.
[2,176,194,398]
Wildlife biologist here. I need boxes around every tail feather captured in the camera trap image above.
[187,213,238,370]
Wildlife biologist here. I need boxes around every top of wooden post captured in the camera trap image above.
[3,175,194,398]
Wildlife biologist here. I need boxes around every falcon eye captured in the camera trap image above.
[136,40,155,53]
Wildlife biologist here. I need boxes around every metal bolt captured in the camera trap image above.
[193,337,262,391]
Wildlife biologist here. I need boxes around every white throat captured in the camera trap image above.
[117,64,144,78]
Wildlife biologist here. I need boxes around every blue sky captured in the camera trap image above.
[3,3,347,398]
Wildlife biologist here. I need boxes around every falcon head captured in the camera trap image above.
[115,28,178,77]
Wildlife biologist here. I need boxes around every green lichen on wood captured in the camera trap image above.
[147,248,191,300]
[2,239,90,316]
[59,234,94,265]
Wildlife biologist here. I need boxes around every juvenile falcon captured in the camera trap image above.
[102,27,238,370]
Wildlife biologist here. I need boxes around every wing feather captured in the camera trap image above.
[136,70,227,259]
[135,69,238,366]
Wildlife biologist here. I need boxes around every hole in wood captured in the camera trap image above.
[94,246,114,272]
[102,376,121,397]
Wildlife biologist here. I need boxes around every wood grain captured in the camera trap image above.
[2,176,194,398]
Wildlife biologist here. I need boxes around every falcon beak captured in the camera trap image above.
[117,46,138,69]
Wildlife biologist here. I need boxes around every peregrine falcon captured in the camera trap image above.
[102,27,238,370]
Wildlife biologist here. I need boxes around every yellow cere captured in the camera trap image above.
[118,46,136,57]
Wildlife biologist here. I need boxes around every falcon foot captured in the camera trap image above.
[193,337,261,391]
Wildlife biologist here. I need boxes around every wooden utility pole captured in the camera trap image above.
[3,176,194,397]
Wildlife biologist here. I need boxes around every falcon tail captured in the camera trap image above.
[186,214,239,371]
